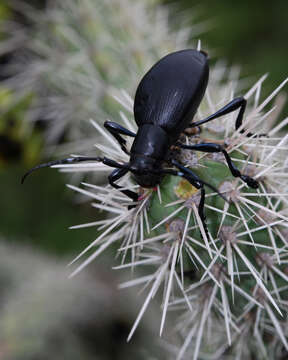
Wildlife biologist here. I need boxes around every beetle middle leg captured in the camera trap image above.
[162,163,209,239]
[104,121,136,155]
[179,142,259,189]
[188,97,266,137]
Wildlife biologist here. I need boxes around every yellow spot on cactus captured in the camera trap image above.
[174,179,198,200]
[0,87,13,109]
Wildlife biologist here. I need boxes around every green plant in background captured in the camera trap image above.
[164,0,288,114]
[0,89,43,167]
[55,66,288,359]
[2,0,202,158]
[0,2,43,168]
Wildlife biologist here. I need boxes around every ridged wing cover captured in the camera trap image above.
[134,49,209,136]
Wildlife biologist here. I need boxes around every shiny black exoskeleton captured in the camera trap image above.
[130,49,208,187]
[22,49,260,236]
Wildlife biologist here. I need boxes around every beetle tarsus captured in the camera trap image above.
[240,175,259,189]
[239,129,268,138]
[198,187,209,239]
[179,142,259,189]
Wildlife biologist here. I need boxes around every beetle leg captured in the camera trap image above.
[104,121,136,155]
[108,168,138,202]
[188,97,266,137]
[179,142,259,189]
[162,166,209,239]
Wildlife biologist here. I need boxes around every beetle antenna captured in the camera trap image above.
[21,156,104,184]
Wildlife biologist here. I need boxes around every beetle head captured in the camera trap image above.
[133,171,163,188]
[129,155,163,188]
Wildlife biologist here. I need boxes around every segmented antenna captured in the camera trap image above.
[21,156,103,184]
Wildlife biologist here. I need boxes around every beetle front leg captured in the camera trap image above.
[180,142,259,189]
[162,166,209,239]
[188,97,266,137]
[108,167,138,202]
[104,121,136,155]
[21,156,127,184]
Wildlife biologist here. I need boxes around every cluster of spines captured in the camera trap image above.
[58,73,288,359]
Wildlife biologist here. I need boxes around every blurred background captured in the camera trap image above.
[0,0,287,358]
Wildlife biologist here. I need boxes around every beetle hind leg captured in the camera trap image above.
[161,163,209,240]
[188,97,267,137]
[179,142,259,189]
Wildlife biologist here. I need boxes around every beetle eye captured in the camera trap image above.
[200,50,208,57]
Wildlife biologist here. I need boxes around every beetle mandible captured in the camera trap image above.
[22,49,260,235]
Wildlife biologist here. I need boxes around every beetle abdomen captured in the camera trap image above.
[134,49,209,137]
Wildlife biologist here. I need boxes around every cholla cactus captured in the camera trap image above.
[2,0,202,154]
[54,67,288,359]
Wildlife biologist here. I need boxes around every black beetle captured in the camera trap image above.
[22,49,259,235]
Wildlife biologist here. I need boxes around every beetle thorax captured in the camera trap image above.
[129,124,169,187]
